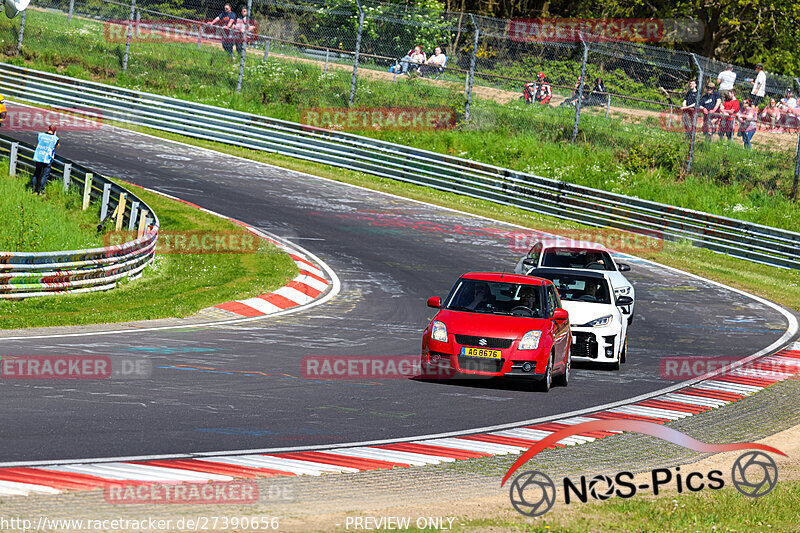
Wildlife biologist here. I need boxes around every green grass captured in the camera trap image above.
[0,179,299,329]
[0,161,104,252]
[2,8,799,231]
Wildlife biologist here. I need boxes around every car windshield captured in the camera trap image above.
[537,273,611,304]
[541,248,615,271]
[444,279,546,318]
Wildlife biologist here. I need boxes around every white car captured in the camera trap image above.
[514,238,635,324]
[529,269,631,369]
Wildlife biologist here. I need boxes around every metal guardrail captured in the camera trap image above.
[0,131,159,298]
[1,62,798,270]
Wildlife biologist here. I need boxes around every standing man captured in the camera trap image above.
[210,3,236,59]
[234,6,256,57]
[699,82,722,141]
[30,125,59,195]
[749,64,766,107]
[716,64,736,96]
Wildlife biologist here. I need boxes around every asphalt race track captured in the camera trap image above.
[0,114,792,463]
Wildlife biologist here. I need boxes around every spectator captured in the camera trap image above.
[737,99,757,149]
[583,78,608,106]
[30,125,59,195]
[716,64,736,95]
[233,6,256,57]
[748,64,766,106]
[778,89,799,131]
[522,72,552,104]
[399,45,426,74]
[420,46,447,78]
[718,89,739,141]
[699,82,722,140]
[680,79,698,141]
[210,3,236,59]
[761,98,781,132]
[559,80,582,107]
[0,94,6,129]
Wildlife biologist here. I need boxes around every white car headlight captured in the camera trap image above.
[585,315,613,327]
[518,330,542,350]
[431,321,448,343]
[614,286,632,296]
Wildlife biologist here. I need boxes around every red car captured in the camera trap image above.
[421,272,571,391]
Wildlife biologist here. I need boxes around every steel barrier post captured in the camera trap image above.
[16,10,25,54]
[686,54,703,173]
[135,9,140,38]
[349,0,364,107]
[324,49,329,74]
[571,34,588,143]
[82,173,93,210]
[605,93,611,118]
[62,162,71,191]
[100,182,111,220]
[68,0,74,23]
[9,142,18,176]
[236,0,252,94]
[122,0,136,71]
[129,201,140,230]
[137,209,148,238]
[465,14,479,122]
[116,193,127,230]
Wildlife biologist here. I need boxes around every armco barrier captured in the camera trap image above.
[0,133,158,298]
[1,62,799,269]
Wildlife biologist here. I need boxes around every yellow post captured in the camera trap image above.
[115,193,127,231]
[82,173,93,210]
[137,209,149,238]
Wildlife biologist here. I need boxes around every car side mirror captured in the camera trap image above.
[617,263,631,272]
[522,258,537,268]
[552,308,568,321]
[616,295,634,306]
[427,296,442,309]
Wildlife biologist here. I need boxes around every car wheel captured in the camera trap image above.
[554,349,570,387]
[537,352,553,392]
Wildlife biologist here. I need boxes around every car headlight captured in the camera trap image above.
[518,330,542,350]
[431,321,448,343]
[584,315,613,327]
[614,286,632,296]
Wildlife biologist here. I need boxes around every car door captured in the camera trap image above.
[547,284,569,365]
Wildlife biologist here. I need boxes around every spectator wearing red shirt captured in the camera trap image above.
[718,89,740,141]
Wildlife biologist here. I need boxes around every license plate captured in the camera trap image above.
[461,347,501,359]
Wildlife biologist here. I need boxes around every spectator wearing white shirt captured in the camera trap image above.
[749,64,766,106]
[717,64,736,97]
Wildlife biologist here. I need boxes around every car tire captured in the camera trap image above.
[537,352,553,392]
[621,338,627,364]
[554,349,570,387]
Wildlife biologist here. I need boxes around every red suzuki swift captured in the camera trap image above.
[421,272,571,391]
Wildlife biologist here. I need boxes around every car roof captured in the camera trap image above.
[462,272,549,285]
[537,238,608,252]
[529,268,610,281]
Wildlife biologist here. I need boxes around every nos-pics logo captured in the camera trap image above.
[502,420,783,517]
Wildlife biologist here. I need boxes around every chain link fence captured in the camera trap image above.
[1,0,798,210]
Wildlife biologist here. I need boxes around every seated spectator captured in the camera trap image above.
[718,89,739,141]
[699,82,722,140]
[761,98,781,132]
[420,46,447,78]
[559,80,582,107]
[583,78,608,106]
[737,99,757,149]
[778,89,799,131]
[522,72,552,105]
[399,45,426,74]
[680,80,698,141]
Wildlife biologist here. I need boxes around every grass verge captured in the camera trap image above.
[0,177,299,329]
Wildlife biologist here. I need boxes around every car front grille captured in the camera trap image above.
[457,356,504,373]
[572,332,598,359]
[454,335,513,349]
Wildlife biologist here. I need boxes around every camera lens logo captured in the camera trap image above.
[509,470,556,517]
[587,474,615,500]
[731,451,778,498]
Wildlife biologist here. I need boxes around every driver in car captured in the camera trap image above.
[464,282,493,311]
[515,286,540,316]
[584,252,605,269]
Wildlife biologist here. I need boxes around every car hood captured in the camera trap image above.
[560,301,616,326]
[437,309,551,338]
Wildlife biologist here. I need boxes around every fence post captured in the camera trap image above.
[263,38,270,61]
[100,182,111,221]
[324,48,329,74]
[68,0,74,23]
[348,0,364,107]
[122,0,136,71]
[667,106,673,130]
[196,24,202,50]
[62,162,72,191]
[605,93,611,118]
[236,0,252,94]
[464,14,479,122]
[571,34,588,143]
[135,9,140,38]
[792,78,800,200]
[686,54,703,173]
[8,142,18,176]
[16,10,25,54]
[82,173,93,210]
[116,193,127,230]
[129,201,140,230]
[137,209,149,238]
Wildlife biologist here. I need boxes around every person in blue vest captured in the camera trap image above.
[30,124,59,195]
